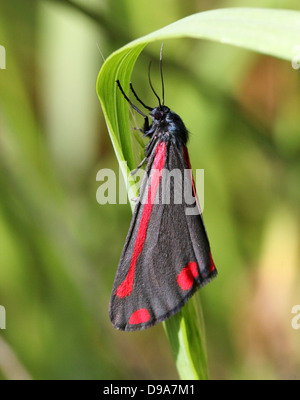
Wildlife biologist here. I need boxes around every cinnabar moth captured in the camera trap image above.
[110,45,217,331]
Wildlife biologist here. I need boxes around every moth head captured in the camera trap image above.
[151,106,170,121]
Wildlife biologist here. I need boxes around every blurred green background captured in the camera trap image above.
[0,0,300,380]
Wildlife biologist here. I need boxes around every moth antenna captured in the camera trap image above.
[160,43,165,106]
[148,62,161,108]
[116,80,148,118]
[130,83,153,111]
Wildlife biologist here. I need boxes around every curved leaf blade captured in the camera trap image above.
[97,8,299,198]
[96,7,300,379]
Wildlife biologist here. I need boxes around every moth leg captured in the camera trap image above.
[130,196,140,203]
[134,127,144,134]
[130,156,147,176]
[132,116,150,134]
[145,134,157,157]
[143,116,150,133]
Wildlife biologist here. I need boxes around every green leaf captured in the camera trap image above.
[163,292,209,380]
[96,7,299,379]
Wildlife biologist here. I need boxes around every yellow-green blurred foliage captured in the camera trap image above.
[0,0,299,380]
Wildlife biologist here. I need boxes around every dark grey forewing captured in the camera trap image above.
[110,142,217,331]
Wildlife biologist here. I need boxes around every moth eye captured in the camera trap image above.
[155,111,164,120]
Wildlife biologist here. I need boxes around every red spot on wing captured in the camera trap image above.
[209,253,216,273]
[116,142,166,298]
[177,262,199,291]
[129,308,150,325]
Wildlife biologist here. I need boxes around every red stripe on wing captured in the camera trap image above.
[184,147,216,276]
[209,253,216,273]
[116,142,167,298]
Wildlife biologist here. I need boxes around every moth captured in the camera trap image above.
[110,45,217,331]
